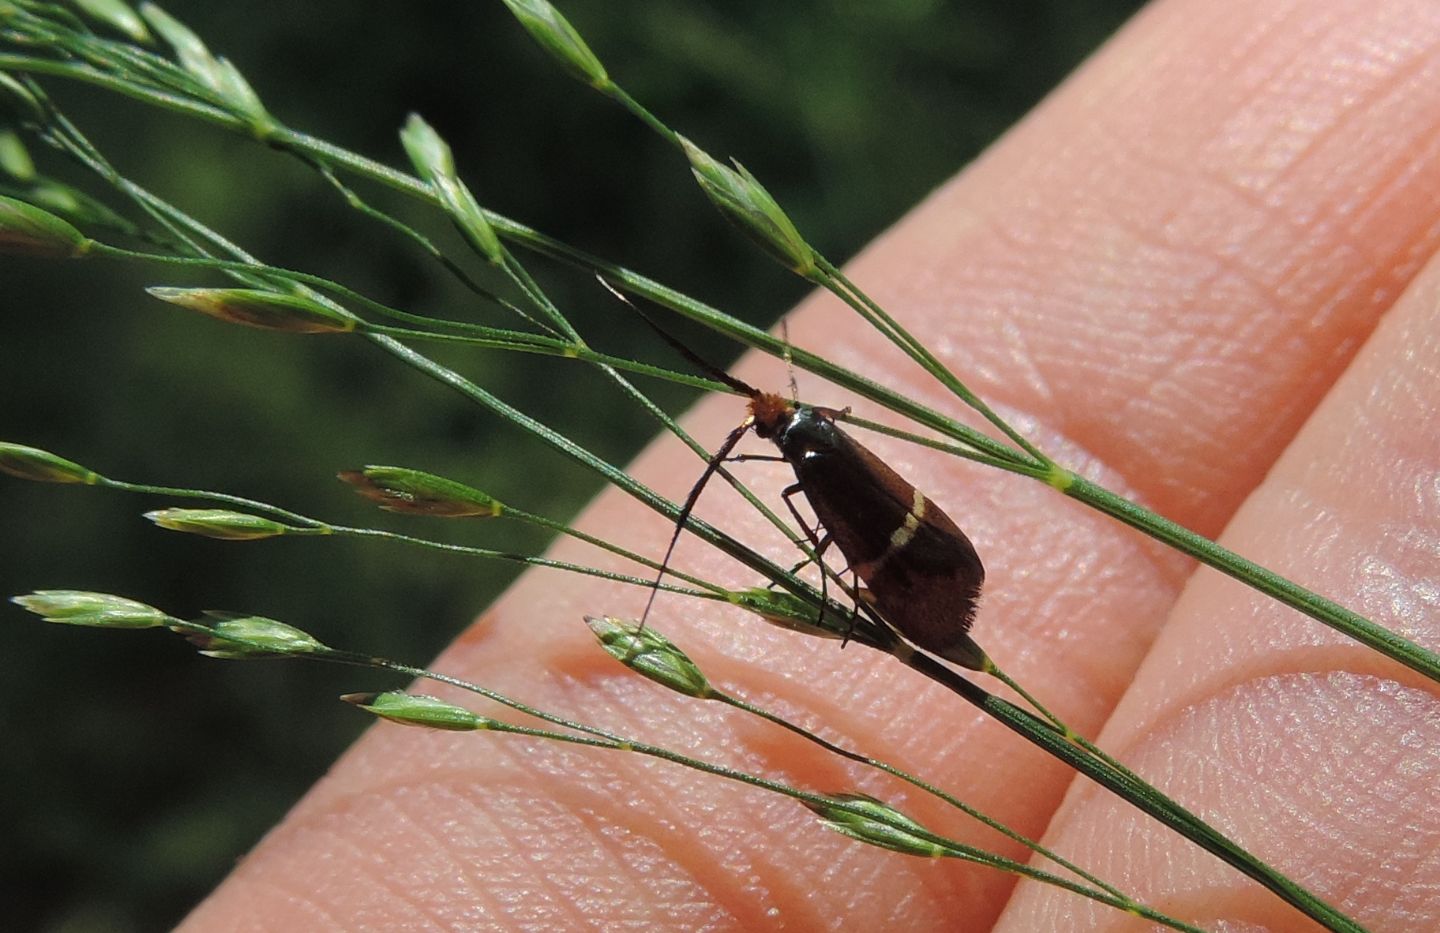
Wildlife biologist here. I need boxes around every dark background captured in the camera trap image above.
[1,1,1145,929]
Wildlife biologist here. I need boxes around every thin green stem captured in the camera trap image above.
[983,662,1070,734]
[712,690,1135,907]
[838,413,1048,477]
[816,258,1051,467]
[309,164,561,337]
[984,661,1166,816]
[454,504,728,598]
[98,478,326,528]
[904,651,1365,933]
[332,525,713,599]
[1065,474,1440,682]
[325,649,629,745]
[602,84,679,146]
[359,322,726,387]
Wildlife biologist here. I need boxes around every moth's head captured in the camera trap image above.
[748,391,797,440]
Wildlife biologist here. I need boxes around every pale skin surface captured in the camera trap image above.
[183,0,1440,929]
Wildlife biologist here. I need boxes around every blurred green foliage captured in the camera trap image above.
[0,1,1143,929]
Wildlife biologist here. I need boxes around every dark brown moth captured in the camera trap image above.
[619,285,986,669]
[731,387,984,668]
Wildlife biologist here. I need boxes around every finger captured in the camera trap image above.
[997,212,1440,932]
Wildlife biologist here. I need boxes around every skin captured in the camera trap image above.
[183,0,1440,929]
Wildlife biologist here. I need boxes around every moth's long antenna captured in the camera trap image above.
[639,418,752,630]
[596,276,759,398]
[594,276,765,629]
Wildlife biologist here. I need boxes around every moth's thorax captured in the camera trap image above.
[776,406,841,463]
[747,394,843,464]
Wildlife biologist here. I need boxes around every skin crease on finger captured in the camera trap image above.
[996,227,1440,932]
[180,0,1440,930]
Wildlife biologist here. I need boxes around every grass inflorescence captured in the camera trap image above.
[0,2,1415,930]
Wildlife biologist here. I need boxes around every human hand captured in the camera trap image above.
[183,0,1440,928]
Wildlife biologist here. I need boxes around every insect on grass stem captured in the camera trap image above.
[603,280,988,670]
